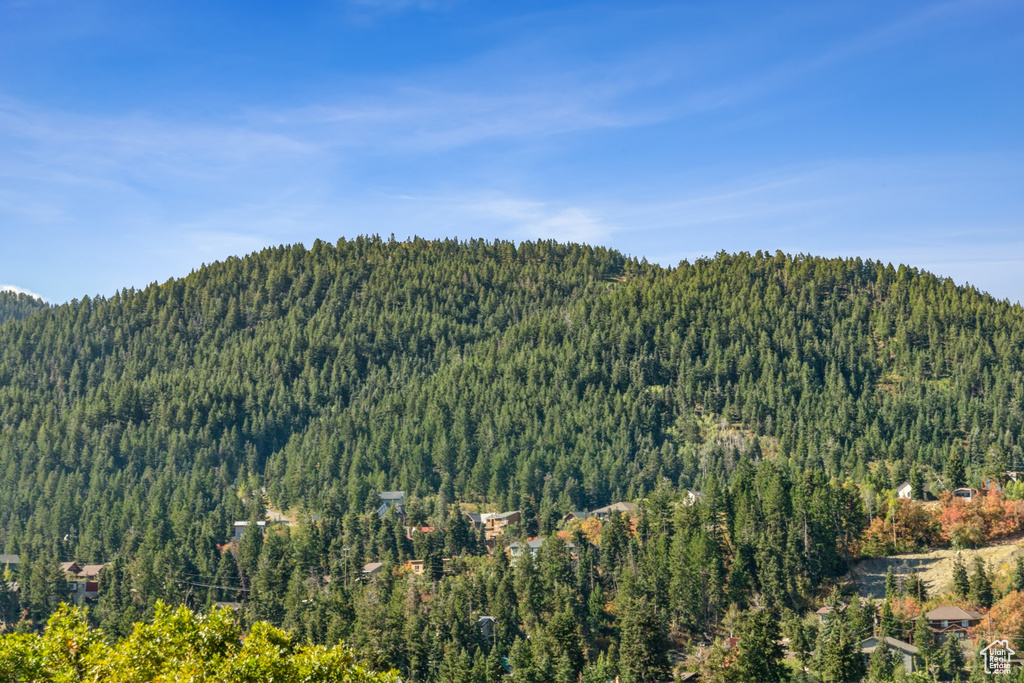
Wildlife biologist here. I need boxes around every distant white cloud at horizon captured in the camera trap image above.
[0,0,1021,303]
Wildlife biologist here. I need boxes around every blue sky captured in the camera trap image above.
[1,0,1022,304]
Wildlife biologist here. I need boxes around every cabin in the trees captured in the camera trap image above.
[0,554,20,573]
[682,490,704,506]
[896,481,931,500]
[592,502,638,520]
[362,562,383,579]
[60,562,83,582]
[60,562,105,604]
[404,559,425,575]
[477,616,496,640]
[376,491,406,518]
[564,502,638,523]
[861,637,918,673]
[232,520,268,541]
[508,538,546,558]
[466,511,521,540]
[925,606,983,639]
[951,488,980,503]
[815,603,847,625]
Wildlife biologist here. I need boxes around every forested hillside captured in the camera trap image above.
[2,237,1023,680]
[0,290,46,324]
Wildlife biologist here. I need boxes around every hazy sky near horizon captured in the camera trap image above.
[1,0,1022,304]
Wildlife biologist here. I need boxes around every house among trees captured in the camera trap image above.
[951,488,980,502]
[59,562,105,605]
[563,502,639,523]
[925,606,983,639]
[592,502,638,520]
[362,562,383,579]
[682,490,704,506]
[376,491,406,518]
[815,603,846,625]
[403,560,425,575]
[0,554,19,573]
[508,538,546,558]
[896,481,931,500]
[232,520,267,541]
[466,511,520,540]
[477,616,496,641]
[861,637,918,673]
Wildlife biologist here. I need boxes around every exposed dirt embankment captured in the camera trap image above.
[852,540,1024,599]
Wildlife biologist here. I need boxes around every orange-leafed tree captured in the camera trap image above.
[860,498,941,557]
[987,590,1024,650]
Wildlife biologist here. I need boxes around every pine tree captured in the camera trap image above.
[945,445,967,490]
[968,556,993,608]
[913,613,937,673]
[815,589,865,683]
[732,608,788,682]
[904,570,928,602]
[0,567,18,627]
[952,554,970,599]
[885,566,897,600]
[879,600,897,639]
[580,653,613,683]
[910,466,924,501]
[866,637,894,683]
[617,594,670,683]
[1012,556,1024,592]
[940,633,965,681]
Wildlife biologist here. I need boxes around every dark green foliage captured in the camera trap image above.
[878,600,897,639]
[940,634,964,681]
[867,637,894,683]
[945,445,967,490]
[953,554,970,599]
[1012,556,1024,593]
[904,570,927,602]
[0,290,46,324]
[910,465,924,500]
[616,591,670,683]
[732,608,789,682]
[914,613,937,673]
[3,240,1024,678]
[815,589,865,683]
[968,555,993,608]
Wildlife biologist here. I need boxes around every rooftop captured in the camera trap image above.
[862,636,919,656]
[926,606,983,622]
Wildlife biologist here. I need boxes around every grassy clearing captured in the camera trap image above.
[851,541,1024,599]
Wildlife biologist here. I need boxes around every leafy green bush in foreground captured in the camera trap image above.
[0,601,399,683]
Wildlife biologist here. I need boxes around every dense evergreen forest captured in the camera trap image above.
[0,290,46,324]
[3,237,1024,681]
